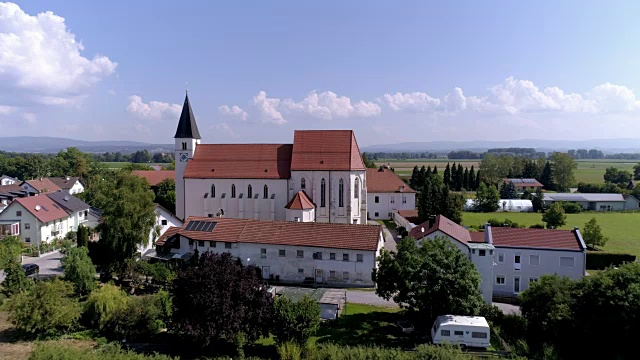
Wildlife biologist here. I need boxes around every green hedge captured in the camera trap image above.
[586,251,636,270]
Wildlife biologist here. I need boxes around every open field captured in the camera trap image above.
[100,162,169,170]
[375,158,639,184]
[462,211,640,256]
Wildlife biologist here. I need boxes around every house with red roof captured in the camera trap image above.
[0,195,71,246]
[366,167,416,220]
[172,93,367,225]
[151,216,384,286]
[400,213,587,301]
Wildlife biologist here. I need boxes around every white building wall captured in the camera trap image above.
[625,197,640,210]
[169,232,384,286]
[367,192,416,220]
[1,178,16,185]
[141,205,183,255]
[68,181,84,194]
[289,170,366,225]
[175,138,200,220]
[492,247,585,297]
[184,178,289,220]
[591,201,625,211]
[285,208,315,222]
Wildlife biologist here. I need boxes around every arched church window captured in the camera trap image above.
[211,184,216,198]
[300,178,306,190]
[354,178,359,199]
[339,179,344,207]
[263,185,269,199]
[320,179,326,207]
[248,184,252,198]
[231,184,236,198]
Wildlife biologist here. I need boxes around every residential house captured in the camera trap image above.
[0,183,37,213]
[366,167,416,220]
[153,216,384,286]
[0,196,71,246]
[172,93,368,225]
[0,175,18,186]
[542,193,640,211]
[470,227,586,296]
[46,192,90,231]
[140,204,183,256]
[502,178,543,193]
[21,178,62,194]
[47,176,84,194]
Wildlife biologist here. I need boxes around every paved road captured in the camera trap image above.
[493,302,521,315]
[0,251,65,282]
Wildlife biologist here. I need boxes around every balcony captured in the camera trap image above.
[0,221,19,239]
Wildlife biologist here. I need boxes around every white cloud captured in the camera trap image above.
[218,105,248,121]
[281,91,381,120]
[0,105,16,115]
[127,95,181,120]
[21,112,36,123]
[0,2,117,107]
[381,77,640,115]
[252,91,285,125]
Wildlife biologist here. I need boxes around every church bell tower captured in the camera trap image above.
[174,91,201,220]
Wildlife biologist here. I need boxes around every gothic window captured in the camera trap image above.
[263,185,269,199]
[182,142,187,150]
[247,184,252,198]
[231,184,236,198]
[338,179,344,207]
[320,178,326,207]
[211,184,215,198]
[354,178,359,199]
[300,178,306,190]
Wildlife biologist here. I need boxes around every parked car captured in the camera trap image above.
[22,263,39,277]
[397,320,415,334]
[431,315,490,348]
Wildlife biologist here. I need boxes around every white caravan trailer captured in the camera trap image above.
[431,315,490,348]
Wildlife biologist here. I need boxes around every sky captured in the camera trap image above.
[1,1,640,147]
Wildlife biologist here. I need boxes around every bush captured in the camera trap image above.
[558,201,582,214]
[486,218,523,228]
[586,251,636,270]
[62,246,97,295]
[8,279,82,337]
[30,342,176,360]
[84,284,130,331]
[529,224,545,229]
[272,294,320,345]
[305,343,468,360]
[103,294,165,341]
[1,258,33,297]
[278,341,302,360]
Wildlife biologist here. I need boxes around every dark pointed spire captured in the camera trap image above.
[174,91,201,139]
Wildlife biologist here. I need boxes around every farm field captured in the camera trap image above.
[462,211,640,256]
[100,162,169,170]
[375,158,639,184]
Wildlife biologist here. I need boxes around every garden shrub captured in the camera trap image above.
[529,224,545,229]
[84,284,130,331]
[29,342,176,360]
[586,251,636,270]
[558,201,582,214]
[103,294,165,341]
[304,343,468,360]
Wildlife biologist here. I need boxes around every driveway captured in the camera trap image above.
[369,220,397,253]
[22,250,64,276]
[493,302,521,315]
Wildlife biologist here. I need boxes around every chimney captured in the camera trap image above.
[485,223,493,244]
[428,215,436,229]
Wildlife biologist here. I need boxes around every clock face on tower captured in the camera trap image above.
[179,152,189,162]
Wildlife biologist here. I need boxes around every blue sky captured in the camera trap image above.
[1,1,640,146]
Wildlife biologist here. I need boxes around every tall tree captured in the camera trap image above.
[373,237,484,322]
[76,225,89,248]
[550,152,577,191]
[540,161,554,190]
[474,182,499,212]
[634,163,640,180]
[432,165,438,175]
[443,163,451,188]
[500,181,519,199]
[361,153,377,168]
[468,166,476,190]
[154,178,176,214]
[603,167,632,185]
[463,167,469,191]
[456,164,464,191]
[582,218,608,248]
[426,165,432,177]
[475,170,481,190]
[410,166,420,190]
[272,295,320,345]
[61,247,97,295]
[532,187,544,212]
[171,252,273,346]
[542,203,567,229]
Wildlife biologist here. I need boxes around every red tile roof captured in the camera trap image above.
[290,130,365,171]
[285,191,315,210]
[46,177,81,190]
[184,144,293,179]
[155,226,180,246]
[469,231,485,243]
[158,217,381,251]
[478,227,584,251]
[14,196,69,223]
[132,170,175,186]
[24,178,62,193]
[0,183,23,193]
[366,168,415,193]
[396,210,419,224]
[409,215,471,244]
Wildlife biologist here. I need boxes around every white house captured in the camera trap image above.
[542,193,640,211]
[405,214,587,302]
[0,175,18,186]
[47,177,84,194]
[173,92,368,225]
[46,192,90,231]
[366,167,416,220]
[140,204,183,256]
[153,216,384,286]
[0,195,72,246]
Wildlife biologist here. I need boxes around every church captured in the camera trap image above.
[174,93,368,224]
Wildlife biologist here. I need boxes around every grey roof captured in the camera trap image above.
[543,193,626,202]
[47,177,81,190]
[173,92,201,139]
[46,192,90,212]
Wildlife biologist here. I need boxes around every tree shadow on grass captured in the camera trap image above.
[315,311,426,350]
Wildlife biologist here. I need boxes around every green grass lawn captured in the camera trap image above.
[462,211,640,256]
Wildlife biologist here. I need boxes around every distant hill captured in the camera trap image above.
[0,137,173,154]
[362,139,640,154]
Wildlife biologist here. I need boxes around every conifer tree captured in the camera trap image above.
[443,163,451,187]
[469,166,476,190]
[475,170,481,190]
[433,165,438,175]
[463,168,469,191]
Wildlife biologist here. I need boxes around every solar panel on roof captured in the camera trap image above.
[185,220,217,232]
[203,222,217,231]
[196,221,207,231]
